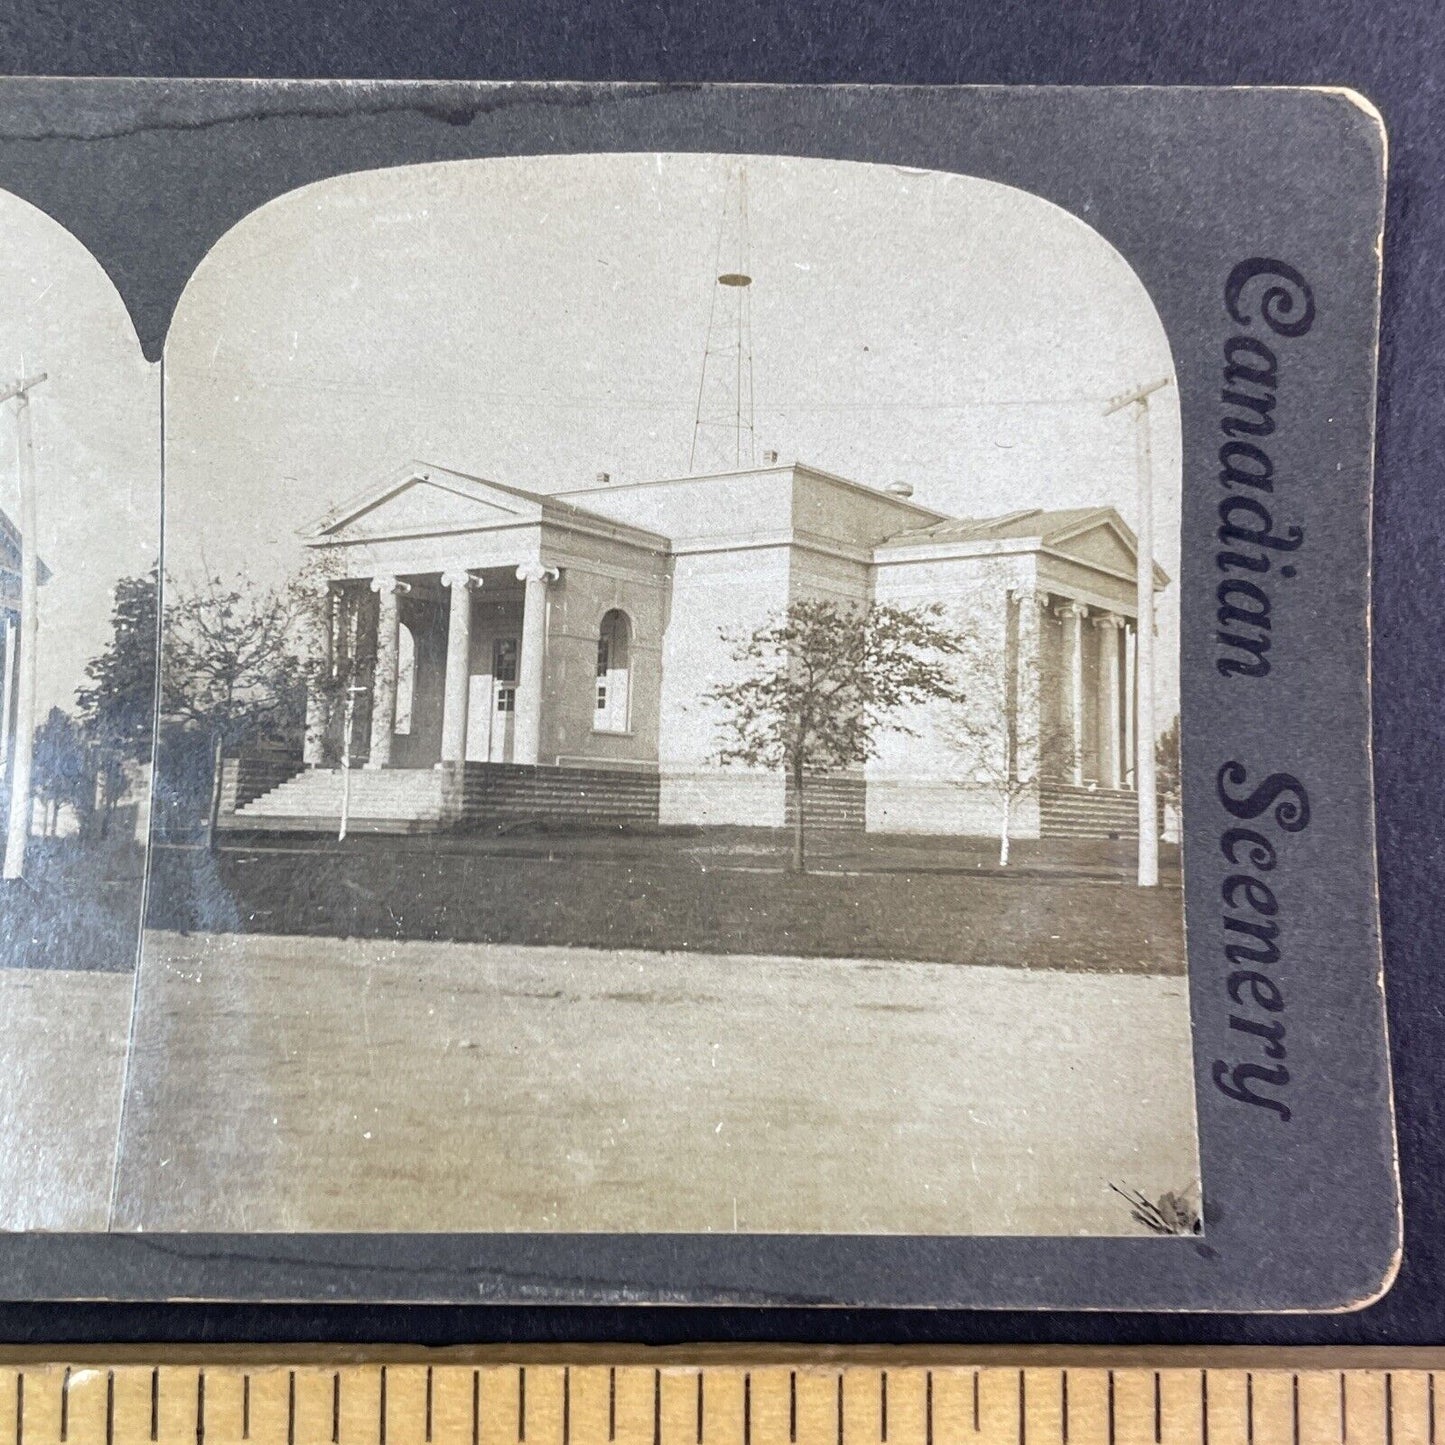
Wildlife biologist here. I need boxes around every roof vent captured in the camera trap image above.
[885,481,915,498]
[595,471,611,485]
[762,449,779,465]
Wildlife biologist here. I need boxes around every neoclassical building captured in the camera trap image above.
[225,460,1166,839]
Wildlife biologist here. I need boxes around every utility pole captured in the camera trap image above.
[338,597,365,843]
[1104,375,1170,889]
[2,371,46,882]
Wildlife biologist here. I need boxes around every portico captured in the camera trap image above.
[308,560,568,770]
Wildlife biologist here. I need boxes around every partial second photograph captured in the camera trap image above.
[0,189,160,1229]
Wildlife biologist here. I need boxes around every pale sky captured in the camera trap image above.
[61,150,1179,729]
[0,192,160,716]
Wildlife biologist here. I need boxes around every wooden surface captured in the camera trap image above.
[0,1359,1440,1445]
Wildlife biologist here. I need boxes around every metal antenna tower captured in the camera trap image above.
[688,164,756,474]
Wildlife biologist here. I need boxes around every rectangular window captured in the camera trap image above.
[493,637,518,684]
[596,639,610,677]
[495,686,516,714]
[596,683,608,711]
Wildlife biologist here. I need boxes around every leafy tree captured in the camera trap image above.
[75,568,159,833]
[1156,715,1181,799]
[31,706,91,837]
[710,599,968,872]
[161,572,314,841]
[162,572,312,746]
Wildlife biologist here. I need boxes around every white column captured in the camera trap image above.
[514,564,558,766]
[1124,622,1137,789]
[439,571,478,765]
[1009,588,1046,784]
[1058,600,1088,786]
[1095,613,1125,790]
[366,575,409,768]
[0,611,15,774]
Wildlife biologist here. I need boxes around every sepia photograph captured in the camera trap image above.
[72,150,1193,1236]
[0,147,1198,1238]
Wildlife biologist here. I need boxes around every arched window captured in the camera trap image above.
[595,609,632,733]
[394,622,416,735]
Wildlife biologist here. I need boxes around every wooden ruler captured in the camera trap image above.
[0,1355,1442,1445]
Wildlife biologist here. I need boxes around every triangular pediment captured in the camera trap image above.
[1046,510,1169,588]
[303,463,545,544]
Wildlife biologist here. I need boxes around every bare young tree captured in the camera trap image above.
[710,598,968,873]
[944,615,1068,866]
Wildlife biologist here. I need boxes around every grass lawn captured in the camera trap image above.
[0,835,147,972]
[148,828,1184,973]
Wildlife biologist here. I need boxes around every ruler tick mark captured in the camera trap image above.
[837,1374,844,1445]
[1386,1373,1394,1445]
[61,1367,71,1442]
[380,1367,388,1445]
[1246,1374,1254,1445]
[1062,1371,1069,1445]
[243,1375,251,1441]
[333,1373,341,1445]
[608,1369,616,1443]
[288,1372,296,1445]
[427,1368,434,1444]
[653,1371,661,1445]
[563,1368,571,1445]
[13,1372,20,1445]
[1292,1375,1300,1445]
[1019,1370,1026,1445]
[973,1372,980,1434]
[196,1372,206,1445]
[1201,1370,1209,1445]
[151,1369,160,1443]
[1430,1374,1436,1445]
[697,1373,704,1444]
[473,1371,480,1445]
[1153,1372,1162,1444]
[1340,1373,1348,1442]
[105,1373,114,1445]
[744,1374,752,1445]
[881,1371,888,1443]
[926,1372,934,1445]
[519,1367,527,1443]
[789,1373,796,1444]
[1108,1371,1116,1445]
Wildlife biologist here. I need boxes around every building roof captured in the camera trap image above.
[885,505,1108,545]
[300,460,670,552]
[557,459,948,527]
[0,505,52,596]
[881,505,1170,588]
[303,461,1170,588]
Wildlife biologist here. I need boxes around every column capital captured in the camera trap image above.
[1056,599,1090,620]
[440,569,481,591]
[1093,611,1126,631]
[516,563,560,586]
[1009,586,1050,611]
[369,574,412,596]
